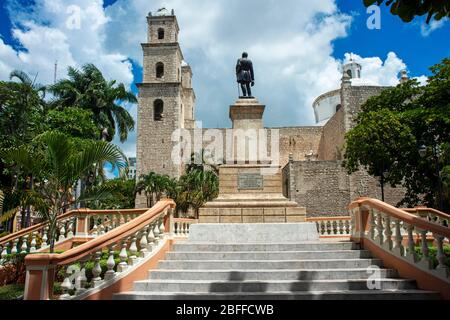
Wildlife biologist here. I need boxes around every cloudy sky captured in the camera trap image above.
[0,0,449,159]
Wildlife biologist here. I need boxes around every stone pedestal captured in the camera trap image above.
[199,98,306,224]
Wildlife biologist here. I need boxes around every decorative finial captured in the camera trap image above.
[171,9,175,15]
[148,11,152,16]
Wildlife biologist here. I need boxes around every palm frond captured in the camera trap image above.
[0,208,17,223]
[9,70,32,86]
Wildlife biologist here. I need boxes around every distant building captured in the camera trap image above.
[128,157,137,180]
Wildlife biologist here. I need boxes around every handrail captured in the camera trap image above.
[0,209,81,245]
[0,208,148,245]
[403,207,450,222]
[25,200,175,266]
[306,216,351,221]
[349,198,450,238]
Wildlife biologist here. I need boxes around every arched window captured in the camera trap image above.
[154,99,164,121]
[158,28,165,40]
[336,104,342,112]
[156,62,164,79]
[346,70,352,78]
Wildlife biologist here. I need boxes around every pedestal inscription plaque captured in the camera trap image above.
[238,173,264,190]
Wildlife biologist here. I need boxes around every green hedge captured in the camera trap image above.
[0,284,24,300]
[413,245,450,268]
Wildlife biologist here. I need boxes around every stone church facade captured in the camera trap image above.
[136,9,405,215]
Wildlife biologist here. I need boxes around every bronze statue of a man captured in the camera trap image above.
[236,52,255,98]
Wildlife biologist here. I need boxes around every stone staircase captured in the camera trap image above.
[114,224,439,300]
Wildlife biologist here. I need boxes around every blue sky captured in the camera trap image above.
[0,0,448,165]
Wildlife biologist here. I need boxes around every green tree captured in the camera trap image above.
[44,107,98,140]
[48,64,137,142]
[135,173,173,208]
[178,169,219,218]
[87,177,136,210]
[344,58,450,211]
[1,131,127,252]
[363,0,450,23]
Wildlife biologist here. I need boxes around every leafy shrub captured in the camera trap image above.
[413,245,450,268]
[0,284,24,300]
[0,253,27,285]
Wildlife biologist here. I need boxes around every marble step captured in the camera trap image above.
[157,259,383,270]
[165,250,373,261]
[114,290,439,300]
[148,268,399,281]
[172,242,357,252]
[133,279,417,292]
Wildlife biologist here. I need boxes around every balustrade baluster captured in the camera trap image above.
[67,221,74,238]
[434,234,449,278]
[345,220,351,235]
[42,227,48,247]
[140,229,149,257]
[58,223,66,242]
[147,225,156,251]
[92,217,98,237]
[185,223,190,236]
[159,219,166,239]
[30,232,37,252]
[91,251,103,287]
[20,235,28,254]
[0,245,6,263]
[118,240,129,272]
[11,239,18,255]
[368,210,375,240]
[392,219,404,257]
[382,214,393,250]
[129,235,138,265]
[60,266,75,299]
[104,246,116,281]
[153,223,160,243]
[406,224,416,262]
[99,224,106,236]
[174,222,179,236]
[375,211,384,245]
[418,229,432,269]
[319,221,325,235]
[75,258,88,294]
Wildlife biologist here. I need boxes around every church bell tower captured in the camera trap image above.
[136,8,195,208]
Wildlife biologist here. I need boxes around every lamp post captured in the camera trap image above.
[419,141,443,211]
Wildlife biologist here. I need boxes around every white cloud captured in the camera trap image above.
[0,0,427,160]
[420,18,447,37]
[344,51,407,86]
[1,0,133,87]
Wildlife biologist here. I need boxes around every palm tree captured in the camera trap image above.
[1,131,127,252]
[48,64,137,143]
[179,169,219,218]
[135,173,173,208]
[9,70,46,99]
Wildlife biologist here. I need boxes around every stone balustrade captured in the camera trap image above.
[306,217,352,238]
[350,198,450,292]
[23,200,177,300]
[0,209,149,261]
[172,218,197,237]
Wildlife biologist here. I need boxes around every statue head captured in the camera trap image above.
[242,52,248,58]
